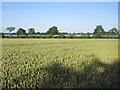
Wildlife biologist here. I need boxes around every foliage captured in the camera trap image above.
[6,27,15,33]
[4,26,119,37]
[36,32,40,34]
[86,32,90,37]
[16,28,26,35]
[28,28,35,35]
[2,39,118,88]
[47,26,59,35]
[93,25,105,37]
[109,28,118,35]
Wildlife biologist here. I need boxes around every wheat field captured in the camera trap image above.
[2,39,119,88]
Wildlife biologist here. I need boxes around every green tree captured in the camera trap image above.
[28,28,35,35]
[47,26,59,35]
[109,28,118,35]
[6,27,15,37]
[16,28,26,35]
[93,25,105,37]
[86,32,90,37]
[36,32,40,34]
[6,27,15,33]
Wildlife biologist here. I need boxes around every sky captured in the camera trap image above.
[1,0,120,2]
[2,2,118,33]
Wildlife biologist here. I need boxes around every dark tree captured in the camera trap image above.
[93,25,105,37]
[36,32,41,34]
[86,32,90,37]
[28,28,35,35]
[109,28,118,35]
[16,28,26,35]
[61,32,68,34]
[6,27,15,33]
[6,27,15,37]
[47,26,59,35]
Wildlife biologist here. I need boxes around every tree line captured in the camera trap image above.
[2,25,119,36]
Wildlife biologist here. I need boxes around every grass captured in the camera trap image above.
[2,39,119,88]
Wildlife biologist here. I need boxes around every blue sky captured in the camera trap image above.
[2,2,118,33]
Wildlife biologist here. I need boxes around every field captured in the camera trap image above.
[2,39,119,88]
